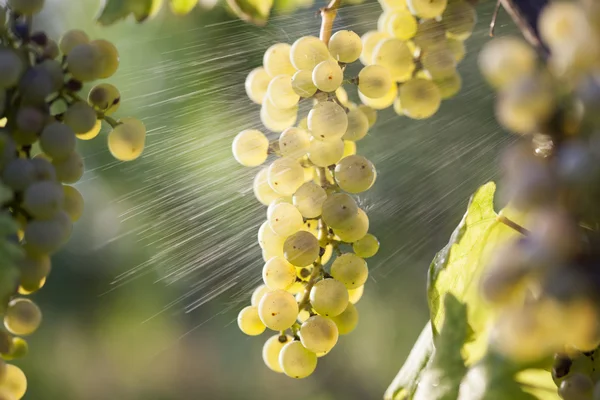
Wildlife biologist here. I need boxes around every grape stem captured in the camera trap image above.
[64,90,120,128]
[497,214,530,236]
[496,0,549,57]
[319,0,342,45]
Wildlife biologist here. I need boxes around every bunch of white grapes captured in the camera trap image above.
[476,1,600,399]
[359,0,476,118]
[233,25,385,378]
[0,0,146,398]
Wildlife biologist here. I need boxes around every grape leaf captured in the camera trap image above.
[225,0,273,26]
[96,0,163,25]
[169,0,198,14]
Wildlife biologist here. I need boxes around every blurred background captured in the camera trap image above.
[18,0,519,398]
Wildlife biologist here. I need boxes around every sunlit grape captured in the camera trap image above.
[328,30,362,63]
[353,234,379,258]
[290,36,330,71]
[108,117,147,161]
[258,289,299,330]
[245,67,271,104]
[283,230,320,267]
[263,43,296,77]
[4,298,41,336]
[334,208,369,243]
[358,65,392,98]
[331,302,359,335]
[359,31,390,66]
[267,74,300,109]
[232,129,269,167]
[310,278,349,317]
[291,70,317,98]
[263,334,292,373]
[334,155,376,193]
[293,181,327,219]
[308,137,344,167]
[299,315,339,353]
[279,340,317,379]
[331,253,369,289]
[308,101,348,141]
[321,193,358,229]
[237,306,266,336]
[312,59,343,93]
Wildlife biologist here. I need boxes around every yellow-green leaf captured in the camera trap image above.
[169,0,197,14]
[226,0,273,26]
[96,0,163,25]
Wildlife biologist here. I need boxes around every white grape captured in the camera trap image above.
[0,49,23,88]
[59,29,89,56]
[253,168,282,205]
[279,127,310,159]
[52,151,84,184]
[267,74,299,109]
[321,193,358,228]
[343,108,369,141]
[358,65,393,98]
[358,105,377,127]
[108,117,146,161]
[268,202,303,237]
[260,100,297,132]
[359,31,390,66]
[387,10,418,40]
[539,1,589,49]
[310,278,349,317]
[299,315,339,353]
[331,253,369,289]
[88,83,120,115]
[343,140,357,158]
[62,185,84,222]
[2,158,35,192]
[66,43,102,82]
[334,208,370,243]
[398,78,441,119]
[308,101,348,141]
[0,364,26,400]
[328,30,362,63]
[353,234,379,258]
[372,38,414,82]
[245,67,271,104]
[91,39,119,79]
[312,59,343,93]
[293,181,327,218]
[421,45,456,79]
[64,102,97,134]
[478,36,537,89]
[308,137,344,167]
[413,19,446,50]
[291,70,317,98]
[559,373,594,400]
[442,1,477,40]
[263,43,296,77]
[348,286,364,304]
[268,157,304,196]
[258,289,299,330]
[407,0,447,19]
[263,256,297,290]
[23,181,64,220]
[237,306,266,336]
[435,71,462,99]
[334,155,376,193]
[263,334,292,373]
[4,298,41,337]
[331,302,358,335]
[290,36,330,71]
[279,340,317,379]
[283,230,319,267]
[251,284,272,307]
[258,221,285,257]
[448,38,466,63]
[232,129,269,167]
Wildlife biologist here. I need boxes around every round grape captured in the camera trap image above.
[237,306,266,336]
[258,289,299,330]
[267,74,299,109]
[0,49,23,89]
[321,193,358,229]
[23,181,64,220]
[310,278,349,317]
[64,102,97,134]
[0,364,26,400]
[108,117,147,161]
[328,30,362,63]
[312,59,343,93]
[2,158,35,192]
[290,36,330,71]
[407,0,447,19]
[334,155,376,193]
[334,208,369,243]
[358,65,392,98]
[263,334,292,373]
[331,302,358,335]
[308,137,344,167]
[52,151,84,184]
[293,181,327,218]
[268,157,304,196]
[263,43,296,77]
[299,315,339,353]
[478,36,537,89]
[66,43,101,82]
[283,230,319,267]
[359,31,390,66]
[262,256,296,290]
[232,129,269,167]
[245,67,271,104]
[59,29,90,55]
[279,340,317,379]
[398,78,441,120]
[40,122,76,161]
[91,39,119,79]
[258,221,285,257]
[268,202,303,237]
[331,253,369,289]
[77,119,102,141]
[353,234,379,258]
[88,83,120,115]
[279,127,310,159]
[4,298,41,336]
[308,101,348,141]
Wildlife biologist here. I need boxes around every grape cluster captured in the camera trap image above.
[476,1,600,398]
[358,0,476,117]
[233,20,386,378]
[0,0,145,398]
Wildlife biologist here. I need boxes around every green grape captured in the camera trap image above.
[422,45,456,79]
[66,43,101,82]
[310,278,349,317]
[91,39,119,79]
[435,71,462,99]
[293,181,327,218]
[307,137,344,167]
[258,221,285,257]
[478,36,537,89]
[263,43,296,77]
[336,86,349,107]
[297,309,311,323]
[258,289,299,330]
[379,0,407,11]
[18,253,50,295]
[330,253,368,289]
[16,107,44,135]
[353,234,379,258]
[52,151,84,184]
[38,59,63,92]
[358,83,397,110]
[3,337,28,361]
[23,213,68,254]
[291,70,317,98]
[279,340,317,379]
[358,65,393,98]
[88,83,120,115]
[59,29,90,55]
[359,30,390,66]
[43,39,59,60]
[4,298,41,336]
[331,302,358,335]
[254,168,282,205]
[0,364,26,400]
[245,67,271,104]
[334,208,369,243]
[321,193,358,229]
[290,36,330,71]
[413,19,446,50]
[0,134,15,170]
[283,230,319,267]
[443,4,477,41]
[2,158,35,192]
[312,59,343,93]
[64,102,97,134]
[263,334,292,373]
[559,373,594,400]
[378,11,395,34]
[77,119,102,141]
[263,257,296,290]
[407,0,447,19]
[387,10,418,40]
[8,0,44,14]
[0,49,23,89]
[372,39,414,83]
[107,117,147,161]
[251,284,272,306]
[342,140,357,157]
[55,209,73,244]
[308,101,348,141]
[299,315,339,353]
[231,129,269,167]
[287,281,305,295]
[358,105,377,127]
[279,127,310,159]
[447,38,466,63]
[328,30,362,63]
[267,74,299,109]
[334,155,376,193]
[268,157,304,196]
[268,202,303,237]
[260,100,297,132]
[22,181,64,220]
[398,78,441,119]
[553,353,593,386]
[62,185,84,222]
[237,305,266,336]
[539,1,588,50]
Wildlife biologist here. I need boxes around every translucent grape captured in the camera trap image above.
[0,49,23,88]
[24,211,70,254]
[8,0,44,14]
[398,78,441,119]
[0,364,26,400]
[407,0,447,19]
[251,284,272,307]
[421,46,456,79]
[4,299,41,336]
[237,306,266,336]
[232,129,269,167]
[245,67,271,104]
[62,185,84,222]
[52,151,84,184]
[442,1,477,40]
[413,19,446,50]
[312,60,343,93]
[334,155,376,193]
[2,158,35,192]
[59,29,89,55]
[268,157,304,196]
[358,65,393,98]
[254,168,282,205]
[23,181,64,220]
[263,334,292,373]
[308,137,344,167]
[299,315,339,353]
[262,256,296,290]
[331,302,359,335]
[348,285,364,304]
[330,253,369,289]
[478,36,537,89]
[334,208,369,243]
[258,221,285,257]
[328,30,362,63]
[343,108,369,142]
[107,117,147,162]
[308,101,348,141]
[263,43,296,77]
[18,253,51,295]
[279,127,310,159]
[291,70,317,98]
[3,337,28,361]
[16,107,44,135]
[260,100,297,132]
[447,38,466,63]
[387,10,418,40]
[343,140,357,157]
[283,230,319,267]
[336,86,349,107]
[64,102,97,134]
[353,234,380,258]
[279,340,317,379]
[258,289,299,330]
[66,43,101,82]
[88,83,120,115]
[379,0,407,11]
[267,74,299,109]
[559,373,594,400]
[435,71,462,99]
[358,105,377,127]
[77,119,102,141]
[293,181,327,218]
[359,31,390,66]
[91,39,119,79]
[290,36,330,71]
[268,202,303,237]
[310,278,349,317]
[321,193,358,229]
[539,2,589,49]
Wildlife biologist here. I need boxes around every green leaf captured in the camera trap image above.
[225,0,273,26]
[96,0,163,25]
[169,0,197,14]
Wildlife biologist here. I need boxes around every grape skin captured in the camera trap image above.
[334,208,370,243]
[62,185,84,222]
[312,60,343,93]
[308,101,348,141]
[268,202,303,237]
[263,256,296,290]
[0,364,26,400]
[263,43,296,77]
[254,168,282,206]
[283,230,320,267]
[22,181,64,220]
[245,67,271,104]
[398,78,441,120]
[279,127,310,159]
[258,289,299,330]
[290,36,330,71]
[59,29,90,56]
[293,181,327,219]
[88,83,120,115]
[308,137,344,167]
[263,335,292,373]
[108,117,147,162]
[331,253,369,289]
[237,306,266,336]
[334,155,376,193]
[353,234,380,258]
[328,30,362,63]
[52,151,84,184]
[4,299,41,337]
[64,102,97,134]
[358,65,393,98]
[232,129,269,167]
[291,70,317,98]
[0,49,23,89]
[267,75,299,109]
[310,279,349,317]
[299,315,339,353]
[279,340,317,379]
[268,157,304,196]
[321,193,358,229]
[331,302,359,335]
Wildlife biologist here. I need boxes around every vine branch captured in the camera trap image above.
[498,0,549,57]
[319,0,341,45]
